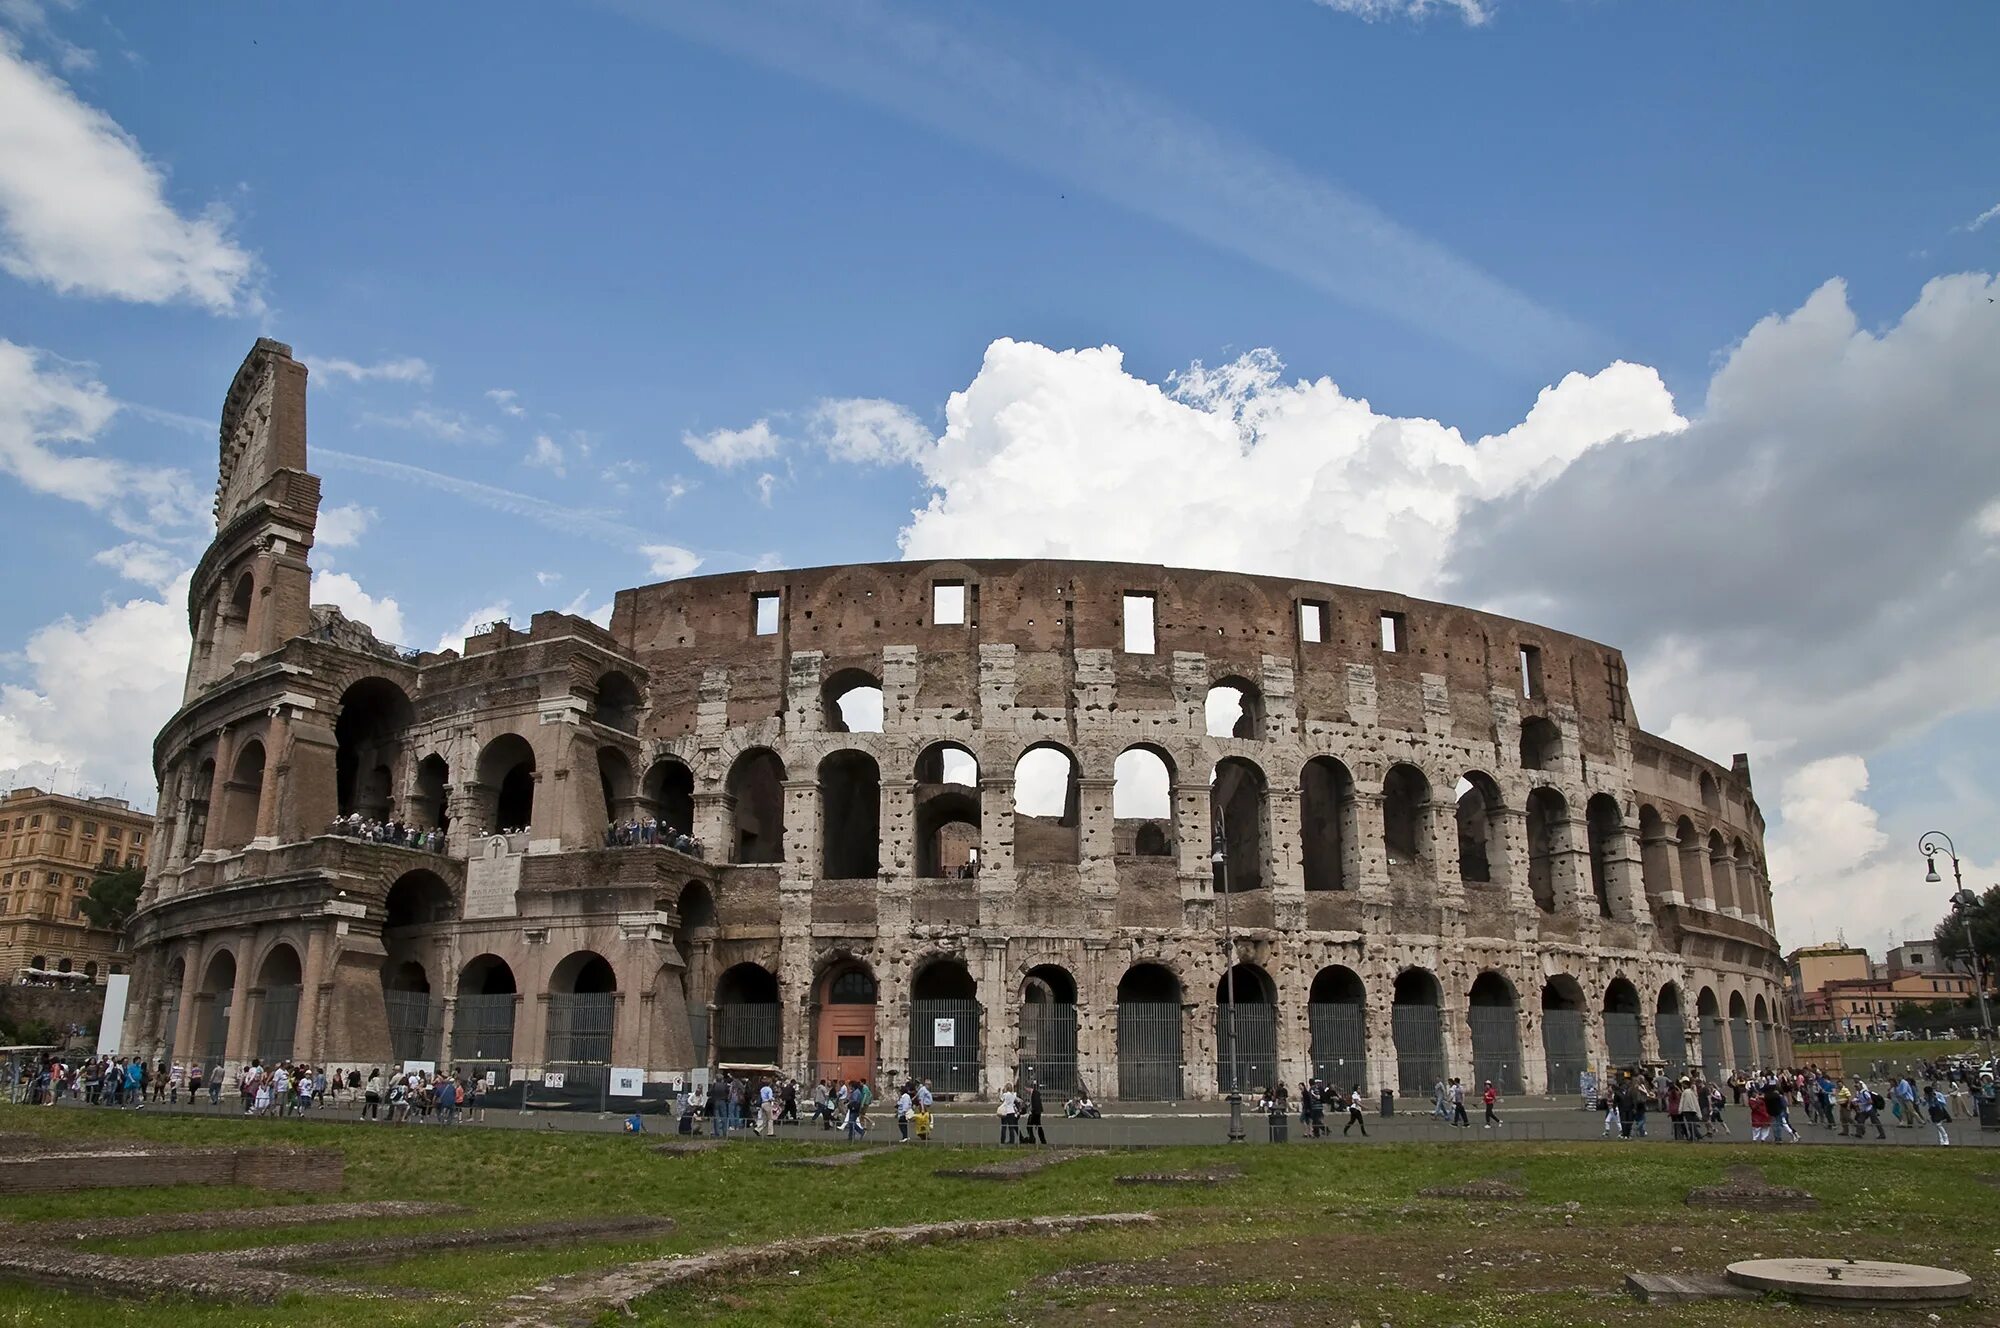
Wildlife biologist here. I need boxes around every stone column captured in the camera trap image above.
[979,775,1015,874]
[170,939,204,1062]
[1267,787,1305,930]
[252,707,290,845]
[879,777,916,878]
[1553,813,1593,917]
[222,929,258,1067]
[693,790,733,864]
[782,778,820,883]
[295,922,333,1062]
[1710,843,1739,917]
[1352,790,1390,902]
[1642,822,1683,907]
[1496,806,1537,916]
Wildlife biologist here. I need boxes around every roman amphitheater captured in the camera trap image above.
[126,339,1788,1104]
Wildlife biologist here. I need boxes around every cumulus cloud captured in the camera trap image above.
[1314,0,1493,24]
[309,570,407,645]
[684,418,782,468]
[524,433,565,476]
[0,35,257,311]
[91,541,182,591]
[306,355,433,388]
[314,502,373,549]
[434,602,511,655]
[640,543,701,579]
[810,397,931,465]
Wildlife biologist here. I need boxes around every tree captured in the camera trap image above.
[79,865,145,931]
[1933,883,2000,984]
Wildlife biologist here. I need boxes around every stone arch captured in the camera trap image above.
[1112,745,1175,858]
[714,962,780,1066]
[1654,982,1687,1072]
[812,954,878,1085]
[914,741,979,879]
[1013,742,1080,866]
[1116,962,1184,1100]
[597,746,637,827]
[1696,985,1724,1075]
[1308,965,1367,1088]
[186,755,216,855]
[1211,756,1268,892]
[822,667,885,734]
[1468,970,1524,1093]
[727,748,787,864]
[1676,816,1707,907]
[196,947,236,1061]
[452,954,517,1066]
[1381,763,1433,884]
[1726,989,1752,1070]
[643,756,696,836]
[1752,992,1772,1068]
[216,738,266,850]
[818,749,881,879]
[253,942,303,1064]
[1205,675,1265,740]
[1540,975,1587,1093]
[384,868,455,929]
[1520,716,1561,771]
[1733,835,1758,923]
[546,950,617,1069]
[475,733,537,833]
[1018,963,1079,1093]
[1637,805,1670,905]
[1214,962,1276,1092]
[413,754,450,831]
[1524,787,1568,912]
[334,678,413,819]
[1455,772,1505,884]
[1707,829,1735,913]
[1699,769,1721,813]
[1301,755,1355,892]
[1392,967,1445,1096]
[1585,792,1621,918]
[592,670,642,733]
[1603,976,1643,1067]
[910,955,981,1093]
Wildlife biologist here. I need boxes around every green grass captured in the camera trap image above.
[1792,1037,1985,1066]
[2,1104,1998,1327]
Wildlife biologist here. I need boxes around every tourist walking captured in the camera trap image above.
[999,1082,1020,1143]
[1927,1083,1953,1146]
[1023,1080,1047,1145]
[1343,1084,1368,1137]
[1481,1080,1501,1128]
[1449,1077,1469,1128]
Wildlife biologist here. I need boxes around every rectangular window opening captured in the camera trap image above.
[1519,644,1544,698]
[1379,610,1406,653]
[1299,600,1326,644]
[1122,592,1156,654]
[836,1034,865,1056]
[932,581,966,626]
[752,592,781,636]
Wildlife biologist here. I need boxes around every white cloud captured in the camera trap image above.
[91,541,181,591]
[434,602,511,655]
[306,355,433,388]
[0,339,208,535]
[535,570,561,587]
[361,406,499,444]
[640,543,701,579]
[684,418,782,468]
[810,396,931,465]
[0,34,257,311]
[524,433,565,476]
[308,570,407,645]
[599,458,644,493]
[485,388,526,417]
[1960,201,2000,233]
[0,572,192,802]
[754,471,778,506]
[314,502,373,549]
[559,590,614,629]
[661,476,692,503]
[0,0,96,72]
[1314,0,1492,25]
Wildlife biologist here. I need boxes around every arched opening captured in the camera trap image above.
[1455,773,1505,884]
[1392,968,1444,1096]
[915,742,980,879]
[1654,984,1686,1073]
[819,750,881,879]
[56,958,72,974]
[598,747,637,828]
[1308,966,1366,1089]
[1116,963,1183,1100]
[910,958,981,1093]
[1726,990,1751,1071]
[714,962,780,1066]
[1205,677,1264,740]
[84,960,99,981]
[813,958,877,1086]
[476,734,537,833]
[413,754,450,832]
[1603,977,1642,1068]
[384,869,455,929]
[254,944,302,1064]
[1708,830,1736,913]
[592,670,642,733]
[1696,987,1724,1077]
[198,950,235,1062]
[382,870,451,1065]
[335,678,414,819]
[1585,793,1621,918]
[185,756,215,855]
[1637,805,1670,905]
[822,668,884,734]
[727,749,787,864]
[671,881,717,1062]
[1382,763,1433,884]
[216,739,266,850]
[1018,964,1079,1093]
[1752,992,1771,1068]
[1734,837,1759,924]
[1112,746,1174,858]
[1214,963,1276,1093]
[30,954,46,971]
[546,950,618,1069]
[1525,787,1568,912]
[1699,769,1721,813]
[453,955,517,1067]
[1300,756,1355,891]
[1540,976,1587,1094]
[1469,971,1524,1094]
[1520,717,1561,771]
[644,758,697,838]
[1677,817,1707,907]
[1210,757,1267,892]
[1013,744,1080,866]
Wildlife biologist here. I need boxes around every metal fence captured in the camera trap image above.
[385,990,443,1066]
[1391,1004,1445,1097]
[1308,1002,1366,1091]
[1215,1003,1277,1093]
[1469,1004,1524,1095]
[160,996,180,1064]
[687,1009,710,1067]
[1699,1016,1725,1078]
[201,994,230,1064]
[544,992,616,1066]
[714,1003,779,1065]
[1728,1016,1752,1071]
[1017,1003,1078,1095]
[1117,1001,1183,1100]
[255,986,299,1064]
[1604,1011,1643,1068]
[451,992,517,1064]
[1541,1008,1586,1095]
[1656,1011,1687,1074]
[910,999,982,1093]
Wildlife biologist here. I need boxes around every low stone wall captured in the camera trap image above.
[0,1146,340,1195]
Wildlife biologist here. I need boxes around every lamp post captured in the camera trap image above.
[1212,817,1245,1143]
[1920,831,1995,1041]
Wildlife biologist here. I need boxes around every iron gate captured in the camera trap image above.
[1117,1001,1183,1100]
[1541,1009,1586,1095]
[451,992,517,1064]
[201,993,231,1063]
[686,1009,711,1067]
[714,1002,779,1065]
[1215,1003,1277,1093]
[1308,1002,1367,1090]
[544,992,616,1066]
[1656,1011,1687,1073]
[1017,1003,1078,1094]
[385,990,443,1066]
[1469,1005,1525,1094]
[255,985,299,1064]
[1391,1004,1445,1097]
[1728,1016,1752,1071]
[160,995,180,1064]
[1753,1021,1771,1069]
[1699,1017,1725,1078]
[910,999,981,1093]
[1603,1011,1643,1068]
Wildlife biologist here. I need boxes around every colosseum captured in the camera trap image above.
[125,339,1788,1105]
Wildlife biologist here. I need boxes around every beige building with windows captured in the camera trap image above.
[0,786,151,984]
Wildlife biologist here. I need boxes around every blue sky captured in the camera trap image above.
[2,0,1997,959]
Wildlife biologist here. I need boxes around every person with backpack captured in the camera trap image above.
[1926,1083,1953,1146]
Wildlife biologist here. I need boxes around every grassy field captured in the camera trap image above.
[1792,1038,1989,1070]
[1,1104,1997,1327]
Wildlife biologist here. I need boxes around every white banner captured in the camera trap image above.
[542,1071,567,1089]
[609,1066,644,1097]
[95,974,130,1055]
[932,1016,956,1048]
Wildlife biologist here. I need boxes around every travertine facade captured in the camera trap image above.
[126,340,1788,1099]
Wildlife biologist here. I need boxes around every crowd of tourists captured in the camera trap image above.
[603,818,704,856]
[327,813,446,853]
[1566,1063,1993,1146]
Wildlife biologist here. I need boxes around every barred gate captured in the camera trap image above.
[1603,1011,1643,1068]
[1469,1005,1524,1094]
[545,992,616,1066]
[1699,1017,1725,1078]
[1117,1001,1183,1100]
[1017,1003,1078,1095]
[1541,1009,1587,1095]
[201,993,231,1063]
[1656,1011,1687,1074]
[160,995,180,1063]
[255,985,299,1064]
[1308,1002,1367,1090]
[1728,1016,1752,1072]
[385,990,443,1066]
[1391,1004,1445,1096]
[714,1002,779,1065]
[450,992,517,1064]
[1215,1004,1277,1093]
[1753,1021,1772,1068]
[686,1009,711,1067]
[911,999,981,1093]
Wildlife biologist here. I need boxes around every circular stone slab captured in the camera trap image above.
[1725,1258,1971,1307]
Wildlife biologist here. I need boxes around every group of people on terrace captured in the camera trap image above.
[327,813,446,853]
[604,817,704,856]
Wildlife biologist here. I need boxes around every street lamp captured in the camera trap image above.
[1212,818,1245,1143]
[1919,831,1995,1042]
